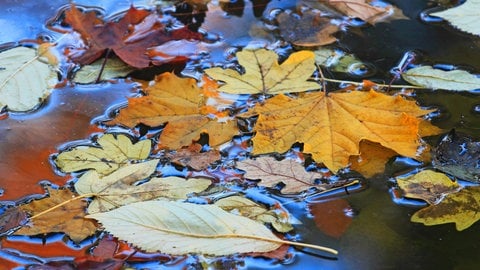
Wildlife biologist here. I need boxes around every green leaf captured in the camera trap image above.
[74,56,135,84]
[0,47,58,111]
[431,0,480,36]
[55,134,151,175]
[411,186,480,231]
[87,200,283,255]
[75,160,212,213]
[402,66,480,91]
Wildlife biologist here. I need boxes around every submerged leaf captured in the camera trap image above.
[411,186,480,231]
[74,56,135,83]
[204,49,319,94]
[431,1,480,36]
[75,160,211,213]
[55,134,151,175]
[396,170,460,205]
[87,200,282,255]
[165,142,221,170]
[402,66,480,91]
[0,47,58,112]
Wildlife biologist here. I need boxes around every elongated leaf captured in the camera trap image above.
[55,134,151,175]
[431,1,480,36]
[402,66,480,91]
[87,200,282,255]
[74,56,135,83]
[0,47,58,111]
[75,160,211,213]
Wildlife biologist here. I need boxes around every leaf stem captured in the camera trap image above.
[319,77,425,89]
[29,193,96,220]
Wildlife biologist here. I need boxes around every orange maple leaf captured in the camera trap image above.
[243,89,434,172]
[106,72,238,148]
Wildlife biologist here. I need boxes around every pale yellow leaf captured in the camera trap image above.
[431,0,480,36]
[402,66,480,91]
[74,56,135,83]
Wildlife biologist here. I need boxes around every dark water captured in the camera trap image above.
[0,0,479,269]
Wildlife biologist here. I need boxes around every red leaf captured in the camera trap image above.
[308,199,354,238]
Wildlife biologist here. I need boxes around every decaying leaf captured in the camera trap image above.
[431,0,480,36]
[215,196,295,232]
[106,72,238,148]
[55,133,151,175]
[204,49,319,94]
[396,170,460,205]
[165,142,221,170]
[243,90,433,172]
[322,0,394,24]
[0,207,28,235]
[402,66,480,91]
[315,48,364,73]
[15,188,98,242]
[277,10,339,47]
[64,3,203,68]
[74,160,211,213]
[0,47,58,112]
[87,200,283,255]
[236,156,328,193]
[411,186,480,231]
[74,56,135,83]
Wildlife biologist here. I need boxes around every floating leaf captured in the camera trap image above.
[236,156,327,193]
[396,170,460,205]
[402,66,480,91]
[215,196,295,232]
[165,142,221,170]
[0,47,58,112]
[106,72,238,148]
[431,0,480,36]
[243,90,432,172]
[15,188,98,242]
[277,10,339,47]
[204,49,319,94]
[0,207,28,235]
[87,200,282,255]
[74,56,135,83]
[55,134,151,175]
[411,186,480,231]
[322,0,394,24]
[75,160,211,213]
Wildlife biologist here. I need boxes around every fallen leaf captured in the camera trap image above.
[204,49,320,94]
[74,56,135,83]
[396,170,460,205]
[87,200,282,255]
[0,207,28,235]
[350,140,398,178]
[431,0,480,36]
[147,40,206,66]
[106,72,238,148]
[64,4,203,68]
[165,142,221,170]
[74,160,211,213]
[309,199,353,238]
[322,0,394,24]
[215,196,295,232]
[0,46,58,112]
[411,186,480,231]
[315,48,364,73]
[15,188,98,242]
[277,10,339,47]
[54,133,151,175]
[402,66,480,91]
[243,90,432,172]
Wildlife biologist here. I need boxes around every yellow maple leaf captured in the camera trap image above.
[243,89,433,172]
[106,72,238,148]
[204,49,320,94]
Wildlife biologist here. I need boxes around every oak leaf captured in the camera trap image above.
[15,188,98,242]
[243,90,433,172]
[204,49,320,94]
[55,134,152,175]
[74,160,211,213]
[411,186,480,231]
[165,142,221,170]
[396,170,461,205]
[106,72,238,149]
[431,0,480,36]
[277,10,339,47]
[65,4,203,68]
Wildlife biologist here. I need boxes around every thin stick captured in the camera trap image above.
[319,77,425,89]
[29,193,96,220]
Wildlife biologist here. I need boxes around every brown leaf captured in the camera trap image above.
[106,72,238,149]
[165,142,221,170]
[64,4,203,68]
[0,207,28,235]
[15,188,98,242]
[309,199,353,238]
[277,10,339,47]
[322,0,393,24]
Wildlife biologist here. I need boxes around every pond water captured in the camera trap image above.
[0,0,479,269]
